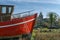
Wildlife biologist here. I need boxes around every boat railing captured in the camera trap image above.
[0,10,35,22]
[11,10,34,19]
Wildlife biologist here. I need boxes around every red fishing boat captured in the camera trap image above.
[0,5,37,40]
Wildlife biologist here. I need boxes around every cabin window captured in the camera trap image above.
[9,7,11,13]
[2,7,6,14]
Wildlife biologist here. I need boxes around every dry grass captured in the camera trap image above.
[34,33,60,40]
[31,28,60,40]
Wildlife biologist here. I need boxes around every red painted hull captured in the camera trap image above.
[0,14,37,37]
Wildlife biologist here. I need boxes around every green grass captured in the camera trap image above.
[31,28,60,40]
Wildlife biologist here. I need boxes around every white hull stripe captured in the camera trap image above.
[0,18,35,28]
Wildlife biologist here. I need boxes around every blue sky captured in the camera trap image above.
[0,0,60,18]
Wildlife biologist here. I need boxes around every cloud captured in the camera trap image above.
[7,0,60,4]
[39,0,60,4]
[9,0,39,2]
[0,0,60,5]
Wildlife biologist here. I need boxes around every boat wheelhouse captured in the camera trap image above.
[0,5,37,40]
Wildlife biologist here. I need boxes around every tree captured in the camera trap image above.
[47,12,58,28]
[57,17,60,28]
[37,12,43,27]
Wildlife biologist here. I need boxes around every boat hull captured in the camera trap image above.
[0,14,37,37]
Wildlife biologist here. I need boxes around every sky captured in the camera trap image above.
[0,0,60,18]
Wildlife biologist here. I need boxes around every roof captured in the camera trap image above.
[0,5,14,7]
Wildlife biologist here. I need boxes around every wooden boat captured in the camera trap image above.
[0,5,37,40]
